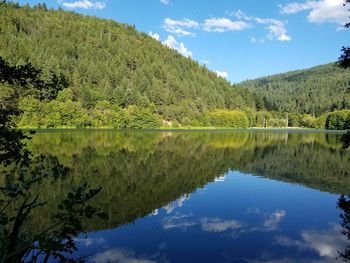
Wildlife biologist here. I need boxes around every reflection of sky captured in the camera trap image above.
[73,172,343,263]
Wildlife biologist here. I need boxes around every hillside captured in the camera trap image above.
[1,3,350,130]
[0,2,255,123]
[240,63,350,116]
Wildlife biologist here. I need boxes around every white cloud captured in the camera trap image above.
[163,18,199,36]
[163,35,192,57]
[280,2,315,14]
[251,37,265,44]
[203,17,250,32]
[148,31,160,41]
[215,71,228,79]
[163,13,290,42]
[61,0,106,9]
[280,0,349,25]
[91,249,158,263]
[201,217,243,232]
[160,0,170,5]
[231,11,292,42]
[261,19,291,42]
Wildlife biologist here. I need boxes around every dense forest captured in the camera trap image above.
[0,2,349,129]
[241,63,350,116]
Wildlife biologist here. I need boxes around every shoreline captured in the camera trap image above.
[19,127,349,134]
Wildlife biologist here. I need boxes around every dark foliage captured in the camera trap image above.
[338,195,350,262]
[0,56,107,262]
[339,47,350,69]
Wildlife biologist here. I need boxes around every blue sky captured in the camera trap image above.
[17,0,349,83]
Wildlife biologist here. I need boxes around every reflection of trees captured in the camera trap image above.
[338,195,350,262]
[13,131,350,234]
[0,57,106,262]
[341,132,350,150]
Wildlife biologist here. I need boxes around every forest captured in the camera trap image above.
[241,63,350,116]
[0,2,350,130]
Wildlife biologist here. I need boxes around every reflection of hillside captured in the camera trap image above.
[5,131,350,233]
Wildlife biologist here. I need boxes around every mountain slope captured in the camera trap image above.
[0,2,255,121]
[240,63,350,116]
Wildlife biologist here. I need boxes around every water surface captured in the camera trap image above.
[20,131,350,262]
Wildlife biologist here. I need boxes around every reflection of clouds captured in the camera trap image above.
[275,224,347,259]
[163,209,287,237]
[302,227,346,258]
[247,257,339,263]
[275,235,305,250]
[200,217,244,232]
[226,210,287,239]
[247,258,300,263]
[75,237,105,247]
[214,175,226,182]
[163,213,245,233]
[162,213,196,230]
[90,248,158,263]
[163,194,190,214]
[263,210,286,230]
[247,208,261,214]
[158,242,166,250]
[151,209,159,216]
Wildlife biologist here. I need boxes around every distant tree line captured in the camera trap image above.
[241,63,350,116]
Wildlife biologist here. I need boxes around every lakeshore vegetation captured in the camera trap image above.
[1,2,350,130]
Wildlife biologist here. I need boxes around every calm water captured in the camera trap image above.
[20,131,350,262]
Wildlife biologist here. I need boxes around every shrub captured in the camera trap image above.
[256,111,273,127]
[208,110,249,128]
[288,113,302,127]
[244,110,256,127]
[301,115,316,128]
[314,113,328,129]
[326,110,350,130]
[124,105,162,129]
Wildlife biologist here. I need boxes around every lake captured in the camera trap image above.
[17,131,350,262]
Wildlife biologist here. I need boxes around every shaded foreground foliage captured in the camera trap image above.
[0,49,107,262]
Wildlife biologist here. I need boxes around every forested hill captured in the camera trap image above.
[240,63,350,116]
[2,3,350,129]
[0,2,255,120]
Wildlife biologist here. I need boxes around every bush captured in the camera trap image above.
[269,118,287,128]
[191,119,200,127]
[326,110,350,130]
[181,117,191,126]
[123,105,162,129]
[300,115,316,128]
[171,120,180,128]
[208,110,249,128]
[288,113,302,127]
[256,111,273,127]
[244,110,256,127]
[314,113,328,129]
